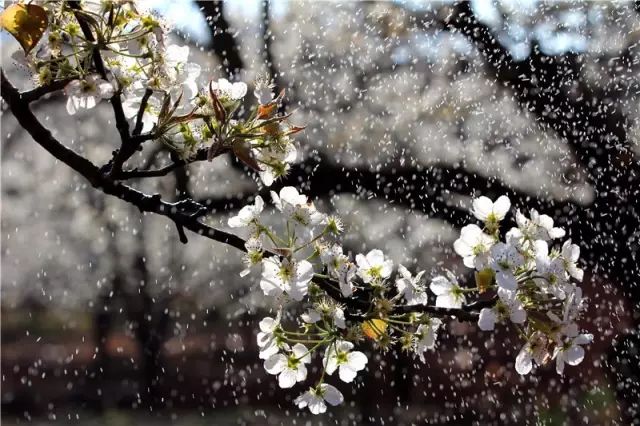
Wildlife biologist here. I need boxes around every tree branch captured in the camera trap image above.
[1,69,493,324]
[196,1,244,78]
[19,78,76,103]
[200,153,572,228]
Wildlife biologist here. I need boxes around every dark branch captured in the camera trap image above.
[196,1,244,78]
[200,153,573,227]
[20,78,76,103]
[133,89,153,136]
[1,69,493,323]
[114,147,228,179]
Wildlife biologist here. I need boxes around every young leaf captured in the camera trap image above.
[232,141,262,172]
[0,3,48,54]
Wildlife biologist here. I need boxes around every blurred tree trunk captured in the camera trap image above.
[196,1,244,78]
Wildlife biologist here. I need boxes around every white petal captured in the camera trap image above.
[478,308,497,331]
[534,240,549,258]
[295,364,308,382]
[430,275,452,295]
[460,224,483,243]
[259,343,279,360]
[66,96,78,115]
[555,355,566,375]
[355,253,368,269]
[301,310,321,324]
[259,316,277,333]
[333,309,346,329]
[435,293,461,309]
[254,195,264,213]
[347,351,368,371]
[366,249,385,266]
[294,391,312,409]
[280,186,304,205]
[295,260,314,286]
[573,333,593,345]
[492,195,511,219]
[515,347,532,375]
[278,369,297,388]
[264,354,286,375]
[397,264,411,280]
[231,82,248,99]
[339,280,353,297]
[97,81,115,98]
[270,190,281,209]
[324,355,338,375]
[338,364,358,383]
[564,345,585,366]
[495,272,517,291]
[336,340,354,352]
[292,343,310,363]
[308,396,326,414]
[509,305,527,324]
[320,384,343,406]
[453,238,473,258]
[472,196,493,221]
[549,227,566,239]
[462,255,476,269]
[260,275,284,298]
[380,259,394,278]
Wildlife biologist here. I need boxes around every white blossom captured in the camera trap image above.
[553,333,593,374]
[516,209,566,241]
[256,144,297,186]
[271,186,325,228]
[489,242,525,290]
[430,271,465,309]
[414,317,442,361]
[65,75,115,115]
[548,286,584,342]
[294,384,343,414]
[477,288,526,331]
[323,340,368,383]
[515,332,549,375]
[453,224,494,269]
[240,237,263,277]
[257,313,284,360]
[228,196,264,229]
[395,264,429,305]
[254,78,275,104]
[471,195,510,223]
[561,239,584,281]
[534,240,568,299]
[355,249,393,283]
[210,78,248,101]
[301,307,346,329]
[260,257,314,301]
[264,343,311,388]
[319,243,355,297]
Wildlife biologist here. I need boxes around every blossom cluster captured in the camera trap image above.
[230,188,591,414]
[456,196,591,375]
[11,0,300,185]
